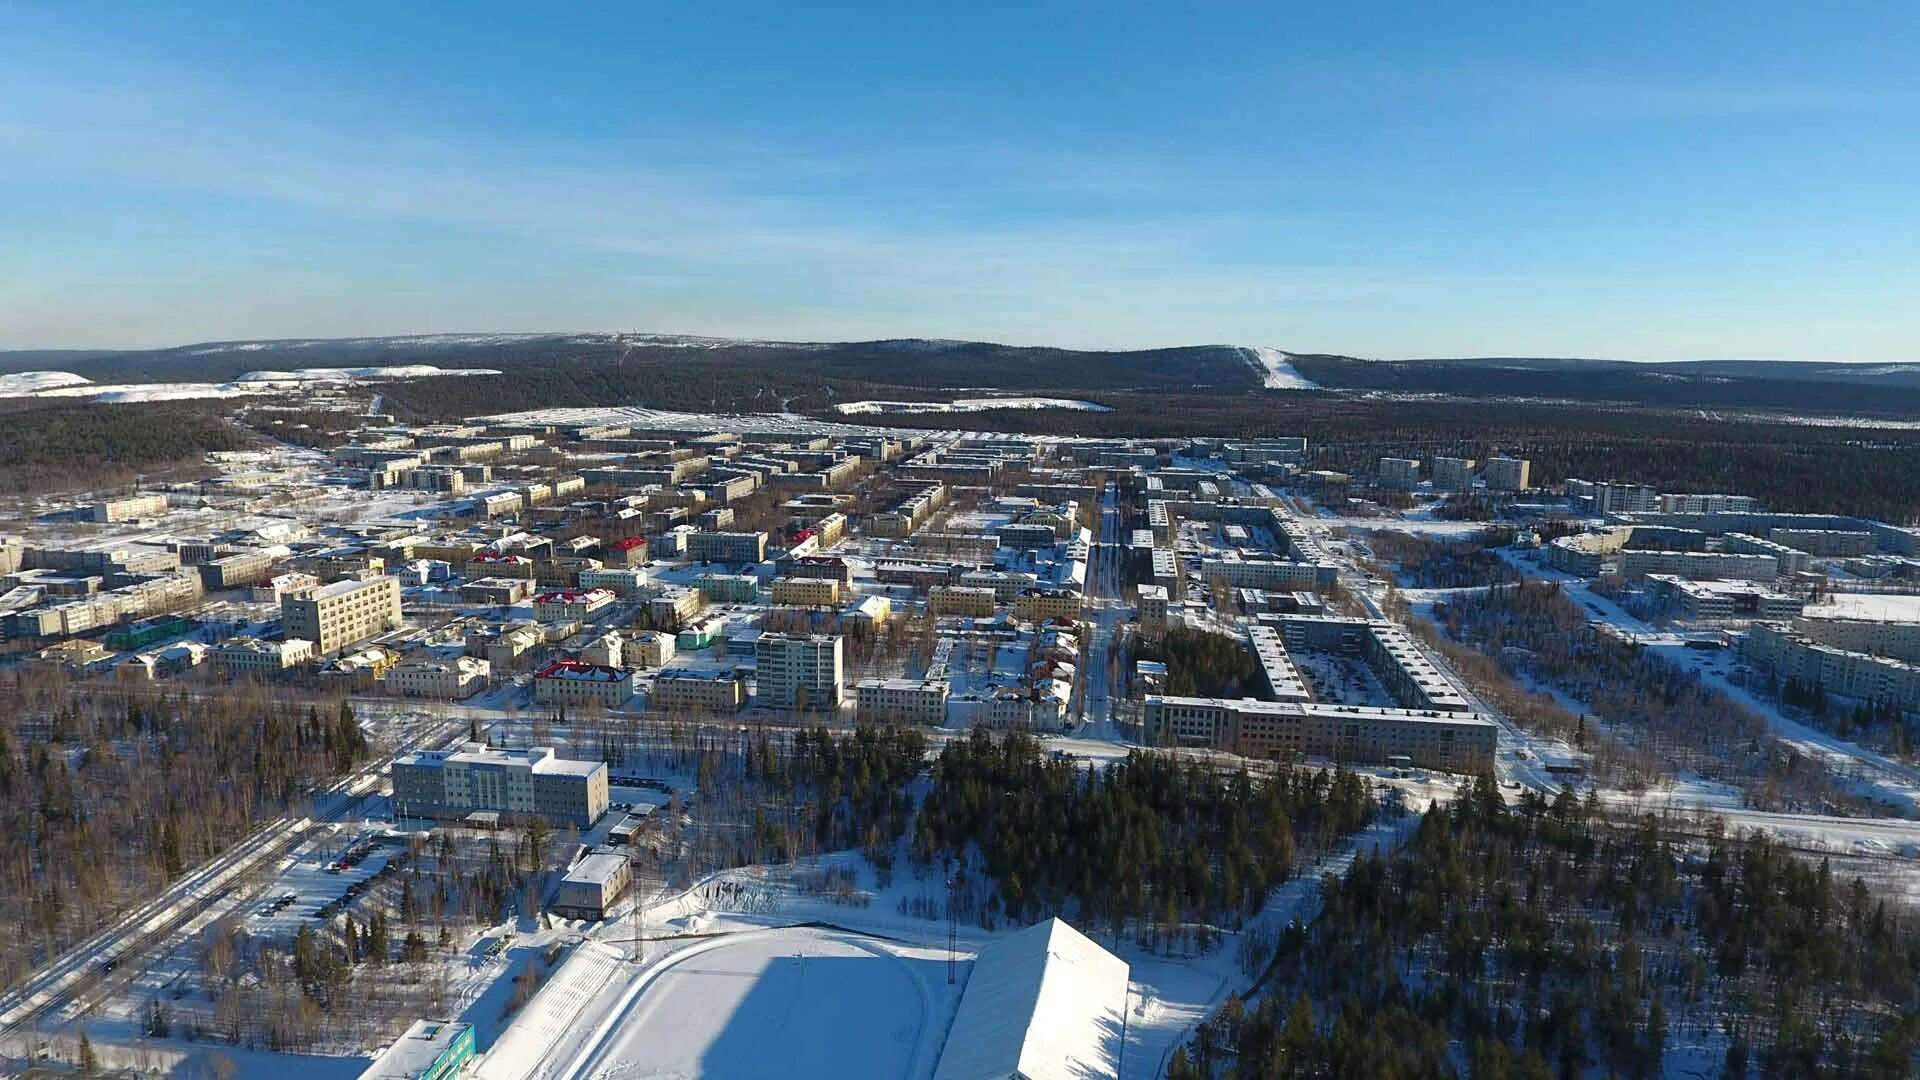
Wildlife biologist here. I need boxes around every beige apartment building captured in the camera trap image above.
[282,576,403,654]
[770,577,841,607]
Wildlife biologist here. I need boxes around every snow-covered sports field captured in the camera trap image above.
[559,927,945,1080]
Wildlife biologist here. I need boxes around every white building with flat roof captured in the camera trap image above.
[392,743,609,827]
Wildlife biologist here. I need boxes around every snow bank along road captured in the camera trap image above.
[0,715,467,1040]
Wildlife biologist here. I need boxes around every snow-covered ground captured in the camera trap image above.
[834,397,1111,415]
[552,928,945,1080]
[1238,346,1319,390]
[1802,593,1920,623]
[0,370,91,395]
[0,365,498,403]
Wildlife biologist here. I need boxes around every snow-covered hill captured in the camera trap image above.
[1239,346,1319,390]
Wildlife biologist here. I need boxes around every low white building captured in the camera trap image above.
[386,655,490,699]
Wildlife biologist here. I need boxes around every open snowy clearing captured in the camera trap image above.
[0,365,499,403]
[1239,346,1319,390]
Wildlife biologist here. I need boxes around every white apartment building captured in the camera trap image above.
[755,632,845,712]
[854,677,950,725]
[282,575,403,654]
[392,743,609,826]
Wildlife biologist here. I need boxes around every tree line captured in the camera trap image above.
[1174,778,1920,1079]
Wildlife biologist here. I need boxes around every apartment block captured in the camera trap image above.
[1378,458,1420,489]
[532,588,616,623]
[282,576,403,654]
[687,530,768,565]
[854,677,951,725]
[929,586,999,618]
[771,577,842,607]
[212,636,316,676]
[386,656,489,699]
[533,658,637,708]
[1144,696,1497,772]
[87,494,170,523]
[626,631,678,668]
[1617,550,1778,581]
[1430,457,1476,493]
[1482,456,1532,492]
[755,632,845,711]
[651,668,747,713]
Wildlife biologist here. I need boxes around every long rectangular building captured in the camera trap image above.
[391,743,609,827]
[1144,696,1496,772]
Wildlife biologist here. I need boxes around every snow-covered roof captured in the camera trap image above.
[932,917,1129,1080]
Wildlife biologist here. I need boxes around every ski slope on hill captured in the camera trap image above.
[1239,346,1319,389]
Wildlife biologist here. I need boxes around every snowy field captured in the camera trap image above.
[834,397,1110,415]
[557,927,943,1080]
[0,365,498,403]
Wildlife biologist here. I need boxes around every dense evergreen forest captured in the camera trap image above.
[0,678,366,990]
[909,731,1374,943]
[0,400,255,494]
[1426,582,1865,811]
[1365,530,1523,590]
[1173,779,1920,1079]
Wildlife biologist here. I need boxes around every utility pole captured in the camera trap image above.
[945,873,958,986]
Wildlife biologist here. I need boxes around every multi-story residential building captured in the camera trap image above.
[1136,584,1170,635]
[647,588,704,628]
[929,586,998,618]
[199,550,277,589]
[771,577,842,607]
[251,571,323,604]
[695,573,760,604]
[1793,613,1920,664]
[1722,533,1812,576]
[1378,458,1420,489]
[1144,697,1497,772]
[1566,479,1659,515]
[1617,550,1778,581]
[461,577,535,605]
[1430,457,1475,493]
[1482,456,1532,492]
[626,631,677,668]
[651,668,747,713]
[1197,557,1339,590]
[1770,529,1875,558]
[854,677,951,725]
[577,566,649,596]
[687,530,768,565]
[281,576,403,654]
[212,636,316,676]
[1246,624,1311,702]
[1647,575,1805,622]
[532,659,637,708]
[1011,588,1082,623]
[755,632,845,712]
[1742,623,1920,711]
[474,621,545,670]
[392,743,608,826]
[532,588,616,623]
[1658,492,1758,514]
[87,494,169,523]
[577,631,625,668]
[385,656,490,699]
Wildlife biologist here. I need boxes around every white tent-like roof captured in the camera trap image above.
[933,917,1130,1080]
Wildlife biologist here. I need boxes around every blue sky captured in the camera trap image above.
[3,3,1917,360]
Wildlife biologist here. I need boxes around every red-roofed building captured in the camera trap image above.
[607,536,650,568]
[532,588,616,623]
[533,658,637,707]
